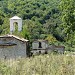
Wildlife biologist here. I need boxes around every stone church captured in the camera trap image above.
[0,16,29,59]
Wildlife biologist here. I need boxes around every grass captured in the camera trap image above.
[0,53,75,75]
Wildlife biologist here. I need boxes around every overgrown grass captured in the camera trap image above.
[0,54,75,75]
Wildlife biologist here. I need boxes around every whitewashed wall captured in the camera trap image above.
[10,19,22,32]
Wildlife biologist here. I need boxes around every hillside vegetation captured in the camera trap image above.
[0,0,61,40]
[0,0,75,50]
[0,54,75,75]
[0,1,75,75]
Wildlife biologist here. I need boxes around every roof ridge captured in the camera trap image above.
[0,34,29,42]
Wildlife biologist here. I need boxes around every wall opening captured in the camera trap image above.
[39,42,42,48]
[13,22,18,32]
[45,51,48,54]
[39,51,41,54]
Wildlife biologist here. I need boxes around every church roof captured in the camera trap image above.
[0,34,29,42]
[10,16,21,20]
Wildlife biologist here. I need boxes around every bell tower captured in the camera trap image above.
[10,16,22,34]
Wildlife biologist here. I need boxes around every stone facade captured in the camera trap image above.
[31,40,48,55]
[47,45,65,54]
[0,35,28,59]
[31,40,65,55]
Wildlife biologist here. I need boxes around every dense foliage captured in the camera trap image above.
[60,0,75,51]
[0,0,61,39]
[0,0,75,51]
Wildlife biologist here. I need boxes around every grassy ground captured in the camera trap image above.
[0,53,75,75]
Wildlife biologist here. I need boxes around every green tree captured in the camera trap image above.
[60,0,75,40]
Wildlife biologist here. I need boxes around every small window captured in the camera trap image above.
[39,42,42,48]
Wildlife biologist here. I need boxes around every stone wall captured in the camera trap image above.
[31,44,65,55]
[32,41,48,50]
[48,45,65,54]
[0,37,27,59]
